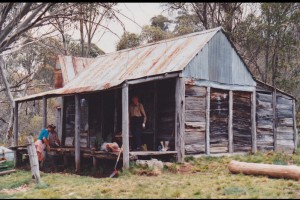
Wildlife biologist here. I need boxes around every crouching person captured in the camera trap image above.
[35,124,54,168]
[48,124,60,148]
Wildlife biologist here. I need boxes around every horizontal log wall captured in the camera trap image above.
[256,91,274,151]
[276,94,294,153]
[256,82,295,153]
[184,84,206,154]
[210,88,229,153]
[232,92,252,152]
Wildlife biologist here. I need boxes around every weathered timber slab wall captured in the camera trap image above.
[256,82,295,153]
[276,94,294,153]
[184,84,206,154]
[256,90,274,151]
[157,79,176,149]
[210,88,229,153]
[232,91,252,152]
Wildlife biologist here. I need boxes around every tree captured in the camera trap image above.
[236,3,300,94]
[165,3,245,42]
[82,3,116,57]
[172,12,202,36]
[0,3,82,145]
[68,40,105,57]
[116,32,140,51]
[140,25,168,43]
[150,15,172,31]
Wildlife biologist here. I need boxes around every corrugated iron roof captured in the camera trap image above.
[58,55,95,85]
[15,27,222,102]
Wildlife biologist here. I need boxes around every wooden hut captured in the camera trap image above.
[13,27,298,171]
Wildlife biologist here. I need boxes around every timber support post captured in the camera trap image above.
[205,87,211,155]
[228,90,233,153]
[93,157,98,169]
[293,99,298,153]
[13,101,18,167]
[252,90,257,153]
[26,136,41,183]
[75,94,81,172]
[113,90,118,134]
[43,96,47,128]
[59,97,65,144]
[175,77,185,163]
[122,83,129,169]
[273,89,277,152]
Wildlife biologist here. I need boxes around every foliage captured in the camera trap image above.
[68,41,105,57]
[172,13,203,36]
[140,25,173,44]
[116,32,141,51]
[150,15,172,31]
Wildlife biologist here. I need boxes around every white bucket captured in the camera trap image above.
[0,146,15,161]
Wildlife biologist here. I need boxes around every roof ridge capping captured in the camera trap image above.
[94,26,223,58]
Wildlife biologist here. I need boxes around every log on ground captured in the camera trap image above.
[228,160,300,180]
[0,169,16,176]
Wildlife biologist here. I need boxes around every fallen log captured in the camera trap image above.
[0,160,6,164]
[0,169,16,176]
[228,160,300,180]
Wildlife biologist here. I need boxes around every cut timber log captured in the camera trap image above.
[0,169,16,176]
[228,160,300,180]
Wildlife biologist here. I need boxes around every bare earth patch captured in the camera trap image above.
[177,162,193,174]
[1,184,29,195]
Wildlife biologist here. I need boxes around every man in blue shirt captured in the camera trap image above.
[35,124,54,165]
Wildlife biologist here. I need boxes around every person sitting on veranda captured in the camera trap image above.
[35,124,53,166]
[48,124,61,148]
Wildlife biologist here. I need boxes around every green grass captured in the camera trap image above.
[1,151,300,198]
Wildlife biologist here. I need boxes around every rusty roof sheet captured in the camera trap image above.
[58,55,95,85]
[15,27,222,102]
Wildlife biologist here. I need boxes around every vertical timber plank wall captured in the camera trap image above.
[210,88,229,153]
[276,93,294,153]
[232,91,252,152]
[184,84,206,155]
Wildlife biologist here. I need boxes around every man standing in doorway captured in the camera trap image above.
[129,95,147,151]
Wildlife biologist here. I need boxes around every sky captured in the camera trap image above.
[3,3,167,57]
[89,3,165,53]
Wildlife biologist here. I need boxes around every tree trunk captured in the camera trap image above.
[6,108,14,146]
[86,35,91,57]
[62,33,69,55]
[228,160,300,180]
[0,56,14,146]
[80,5,84,57]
